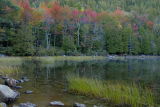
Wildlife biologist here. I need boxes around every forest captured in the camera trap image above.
[1,1,160,107]
[0,0,160,56]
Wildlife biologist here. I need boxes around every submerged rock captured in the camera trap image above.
[50,101,64,106]
[0,102,7,107]
[0,85,19,103]
[14,86,22,89]
[73,103,86,107]
[24,90,33,94]
[19,102,36,107]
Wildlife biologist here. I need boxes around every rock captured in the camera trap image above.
[21,77,29,82]
[0,76,8,80]
[24,90,33,94]
[23,79,29,82]
[13,86,22,89]
[50,101,64,106]
[21,77,27,80]
[93,105,103,107]
[0,84,19,103]
[73,103,86,107]
[4,78,17,87]
[17,80,24,83]
[0,102,7,107]
[19,102,36,107]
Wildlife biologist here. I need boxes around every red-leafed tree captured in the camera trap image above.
[146,21,154,29]
[49,2,63,22]
[114,8,124,16]
[17,0,33,24]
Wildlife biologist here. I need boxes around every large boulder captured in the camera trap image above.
[0,85,19,103]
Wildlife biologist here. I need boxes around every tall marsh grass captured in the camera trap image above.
[0,66,20,76]
[67,75,155,107]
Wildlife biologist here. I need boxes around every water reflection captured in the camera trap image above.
[7,58,160,106]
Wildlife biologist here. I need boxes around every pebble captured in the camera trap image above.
[24,90,33,94]
[50,101,64,106]
[73,102,86,107]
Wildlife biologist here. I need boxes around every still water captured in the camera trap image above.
[6,57,160,107]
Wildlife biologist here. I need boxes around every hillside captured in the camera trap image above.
[0,0,160,56]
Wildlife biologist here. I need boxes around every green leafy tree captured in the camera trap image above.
[62,36,76,54]
[12,25,35,56]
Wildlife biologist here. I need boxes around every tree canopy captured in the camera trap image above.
[0,0,160,56]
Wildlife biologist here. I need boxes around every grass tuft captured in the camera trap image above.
[67,74,155,107]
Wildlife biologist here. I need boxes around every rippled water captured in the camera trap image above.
[6,57,160,107]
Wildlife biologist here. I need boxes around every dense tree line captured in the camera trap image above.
[0,0,160,56]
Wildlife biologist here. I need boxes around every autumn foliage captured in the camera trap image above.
[1,0,159,56]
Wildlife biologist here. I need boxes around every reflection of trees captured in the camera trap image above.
[20,58,160,90]
[67,61,106,80]
[103,59,160,84]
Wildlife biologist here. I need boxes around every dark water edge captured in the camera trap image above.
[1,56,160,106]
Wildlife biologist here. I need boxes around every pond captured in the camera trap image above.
[1,57,160,107]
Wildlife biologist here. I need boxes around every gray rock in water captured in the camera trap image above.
[93,105,103,107]
[24,90,33,94]
[17,80,24,83]
[73,103,86,107]
[19,102,36,107]
[21,77,29,82]
[14,86,22,89]
[4,78,17,87]
[0,84,19,103]
[0,102,7,107]
[50,101,64,106]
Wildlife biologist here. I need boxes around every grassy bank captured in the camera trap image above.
[67,74,155,107]
[36,56,106,64]
[0,57,23,65]
[0,56,105,64]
